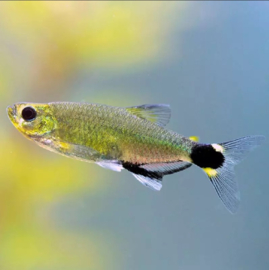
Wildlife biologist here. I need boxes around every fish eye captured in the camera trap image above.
[21,107,37,121]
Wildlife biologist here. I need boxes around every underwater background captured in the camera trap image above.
[0,2,268,270]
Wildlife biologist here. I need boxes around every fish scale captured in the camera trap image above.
[48,102,192,163]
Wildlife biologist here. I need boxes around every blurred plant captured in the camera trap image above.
[0,134,114,270]
[0,1,188,269]
[0,1,187,98]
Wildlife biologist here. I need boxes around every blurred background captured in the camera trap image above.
[0,2,269,270]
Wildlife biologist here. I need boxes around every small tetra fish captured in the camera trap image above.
[7,102,265,213]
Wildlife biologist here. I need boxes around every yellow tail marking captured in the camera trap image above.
[189,136,199,142]
[203,167,218,178]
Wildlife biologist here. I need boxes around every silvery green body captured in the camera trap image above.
[47,102,195,164]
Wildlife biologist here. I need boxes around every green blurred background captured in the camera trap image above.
[1,2,268,270]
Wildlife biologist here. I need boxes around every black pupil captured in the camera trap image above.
[22,107,37,121]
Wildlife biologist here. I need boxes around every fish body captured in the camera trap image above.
[7,102,194,164]
[7,102,265,213]
[49,102,194,164]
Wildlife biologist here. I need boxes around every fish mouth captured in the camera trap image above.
[6,105,18,124]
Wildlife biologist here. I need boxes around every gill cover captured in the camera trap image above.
[8,103,57,137]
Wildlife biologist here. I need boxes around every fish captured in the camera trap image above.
[7,102,265,213]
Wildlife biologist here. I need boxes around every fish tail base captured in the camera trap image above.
[191,135,265,213]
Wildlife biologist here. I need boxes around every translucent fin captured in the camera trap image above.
[126,104,171,127]
[206,135,265,214]
[189,136,199,142]
[123,160,191,191]
[141,161,192,176]
[132,173,162,191]
[219,135,265,165]
[209,165,240,214]
[96,161,123,172]
[39,139,104,162]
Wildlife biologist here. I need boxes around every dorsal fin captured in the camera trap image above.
[126,104,171,127]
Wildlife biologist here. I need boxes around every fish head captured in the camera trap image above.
[7,103,57,138]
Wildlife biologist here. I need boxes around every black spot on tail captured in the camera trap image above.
[190,144,225,169]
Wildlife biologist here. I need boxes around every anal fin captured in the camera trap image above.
[123,160,192,191]
[132,174,162,191]
[141,161,192,175]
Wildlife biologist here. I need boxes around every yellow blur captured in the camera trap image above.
[189,136,199,142]
[0,2,189,269]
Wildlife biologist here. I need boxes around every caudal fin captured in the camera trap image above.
[191,135,265,213]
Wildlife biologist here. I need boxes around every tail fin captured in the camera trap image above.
[191,135,265,213]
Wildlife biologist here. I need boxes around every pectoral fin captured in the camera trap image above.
[39,139,104,162]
